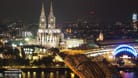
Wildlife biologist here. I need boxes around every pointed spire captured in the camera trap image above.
[49,0,54,16]
[96,31,104,41]
[48,0,56,29]
[39,1,46,29]
[41,2,45,17]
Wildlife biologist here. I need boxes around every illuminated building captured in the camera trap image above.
[37,0,64,48]
[22,45,47,60]
[65,39,84,48]
[96,31,104,41]
[132,13,137,31]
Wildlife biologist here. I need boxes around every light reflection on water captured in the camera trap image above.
[3,69,138,78]
[4,70,78,78]
[120,71,138,78]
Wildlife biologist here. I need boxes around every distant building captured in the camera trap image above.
[96,31,104,41]
[3,21,24,38]
[37,0,64,48]
[21,45,47,60]
[132,13,137,31]
[65,39,84,48]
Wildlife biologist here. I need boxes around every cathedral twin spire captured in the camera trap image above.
[39,3,46,29]
[41,3,46,17]
[48,0,56,29]
[39,0,56,29]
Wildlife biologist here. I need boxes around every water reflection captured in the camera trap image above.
[3,69,78,78]
[41,71,45,78]
[120,71,138,78]
[4,69,22,78]
[3,68,138,78]
[27,71,30,78]
[71,73,75,78]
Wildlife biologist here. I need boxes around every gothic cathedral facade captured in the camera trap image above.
[37,0,63,48]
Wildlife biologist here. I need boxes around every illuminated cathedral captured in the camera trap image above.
[37,0,64,48]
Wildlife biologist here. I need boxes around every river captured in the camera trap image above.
[120,71,138,78]
[1,68,138,78]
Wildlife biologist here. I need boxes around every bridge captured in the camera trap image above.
[84,41,138,70]
[84,39,138,58]
[85,44,138,58]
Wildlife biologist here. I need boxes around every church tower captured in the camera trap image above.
[37,2,47,45]
[36,0,64,48]
[39,2,46,29]
[96,31,104,41]
[48,0,56,29]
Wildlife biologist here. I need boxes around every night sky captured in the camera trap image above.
[0,0,138,24]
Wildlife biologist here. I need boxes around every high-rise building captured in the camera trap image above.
[37,0,64,48]
[132,13,137,31]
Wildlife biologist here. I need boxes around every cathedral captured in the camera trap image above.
[37,0,64,48]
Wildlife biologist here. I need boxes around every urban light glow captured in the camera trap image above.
[113,44,137,57]
[132,13,137,21]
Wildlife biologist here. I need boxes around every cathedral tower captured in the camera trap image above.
[36,0,64,48]
[39,2,46,29]
[37,2,47,45]
[48,0,56,29]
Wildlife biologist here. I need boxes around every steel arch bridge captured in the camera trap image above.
[113,44,138,57]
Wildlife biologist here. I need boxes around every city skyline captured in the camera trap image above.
[0,0,138,24]
[0,1,138,78]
